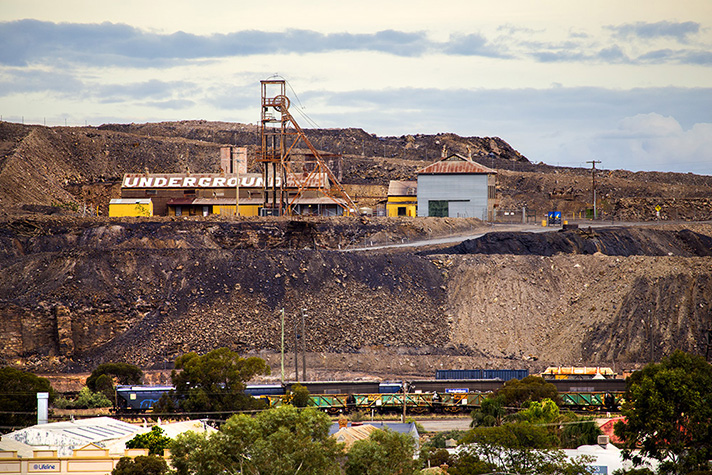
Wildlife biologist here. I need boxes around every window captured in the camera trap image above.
[397,206,407,216]
[428,200,449,217]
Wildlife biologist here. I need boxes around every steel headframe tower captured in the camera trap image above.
[258,79,356,216]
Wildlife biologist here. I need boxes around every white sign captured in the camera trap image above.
[122,174,278,189]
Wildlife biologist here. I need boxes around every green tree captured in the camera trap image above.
[470,394,506,427]
[125,426,172,455]
[514,397,561,424]
[496,375,560,408]
[560,419,602,449]
[54,387,112,409]
[457,422,596,474]
[290,383,311,408]
[0,367,55,432]
[614,350,712,475]
[171,348,270,414]
[170,348,270,414]
[448,450,497,475]
[170,405,341,475]
[86,363,143,401]
[345,428,419,475]
[112,455,168,475]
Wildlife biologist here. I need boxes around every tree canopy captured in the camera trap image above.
[170,405,341,475]
[125,426,172,455]
[86,362,143,401]
[470,394,506,427]
[0,367,55,432]
[615,350,712,474]
[459,422,591,474]
[169,348,271,414]
[496,375,560,408]
[345,428,419,475]
[112,455,168,475]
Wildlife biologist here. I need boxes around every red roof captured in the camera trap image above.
[599,417,625,444]
[417,154,496,175]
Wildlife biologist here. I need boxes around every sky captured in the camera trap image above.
[1,1,711,174]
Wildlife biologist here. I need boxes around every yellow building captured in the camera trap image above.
[108,198,153,217]
[386,181,418,217]
[0,444,155,475]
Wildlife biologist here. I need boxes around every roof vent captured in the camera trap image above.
[598,435,610,448]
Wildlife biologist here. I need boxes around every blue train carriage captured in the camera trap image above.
[435,369,530,381]
[116,385,174,411]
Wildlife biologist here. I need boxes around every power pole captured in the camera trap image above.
[280,308,285,384]
[401,380,408,423]
[301,308,307,382]
[586,160,601,219]
[294,313,299,381]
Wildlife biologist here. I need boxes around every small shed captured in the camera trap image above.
[108,198,153,217]
[416,153,496,220]
[386,180,418,217]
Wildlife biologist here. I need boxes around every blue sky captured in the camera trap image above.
[1,1,711,174]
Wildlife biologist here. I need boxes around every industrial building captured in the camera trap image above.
[110,145,352,217]
[0,417,214,474]
[416,151,497,219]
[385,180,417,217]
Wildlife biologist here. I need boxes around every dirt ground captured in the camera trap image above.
[2,120,712,387]
[2,215,710,387]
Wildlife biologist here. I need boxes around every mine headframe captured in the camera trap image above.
[257,79,356,216]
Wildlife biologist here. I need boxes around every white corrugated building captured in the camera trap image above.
[416,152,496,220]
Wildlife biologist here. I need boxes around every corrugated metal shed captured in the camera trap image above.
[3,417,141,457]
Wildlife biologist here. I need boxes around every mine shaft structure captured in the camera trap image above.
[258,79,356,216]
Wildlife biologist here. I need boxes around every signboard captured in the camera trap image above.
[122,173,328,189]
[547,211,562,225]
[31,462,59,472]
[445,388,468,393]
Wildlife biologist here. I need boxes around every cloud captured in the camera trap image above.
[0,68,85,96]
[591,113,712,173]
[144,99,196,109]
[608,21,700,42]
[303,86,712,174]
[442,33,509,57]
[94,79,196,103]
[0,20,432,66]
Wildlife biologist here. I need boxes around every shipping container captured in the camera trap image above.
[435,369,529,381]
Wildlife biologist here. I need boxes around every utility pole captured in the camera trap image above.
[235,150,240,217]
[401,380,408,423]
[301,308,307,382]
[280,308,285,384]
[294,313,299,381]
[586,160,601,219]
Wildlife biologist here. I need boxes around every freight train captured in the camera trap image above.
[116,377,625,414]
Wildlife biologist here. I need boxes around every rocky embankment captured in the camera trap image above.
[2,216,711,379]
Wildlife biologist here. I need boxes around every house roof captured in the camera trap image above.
[417,153,496,175]
[388,180,417,196]
[328,421,420,450]
[2,417,142,457]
